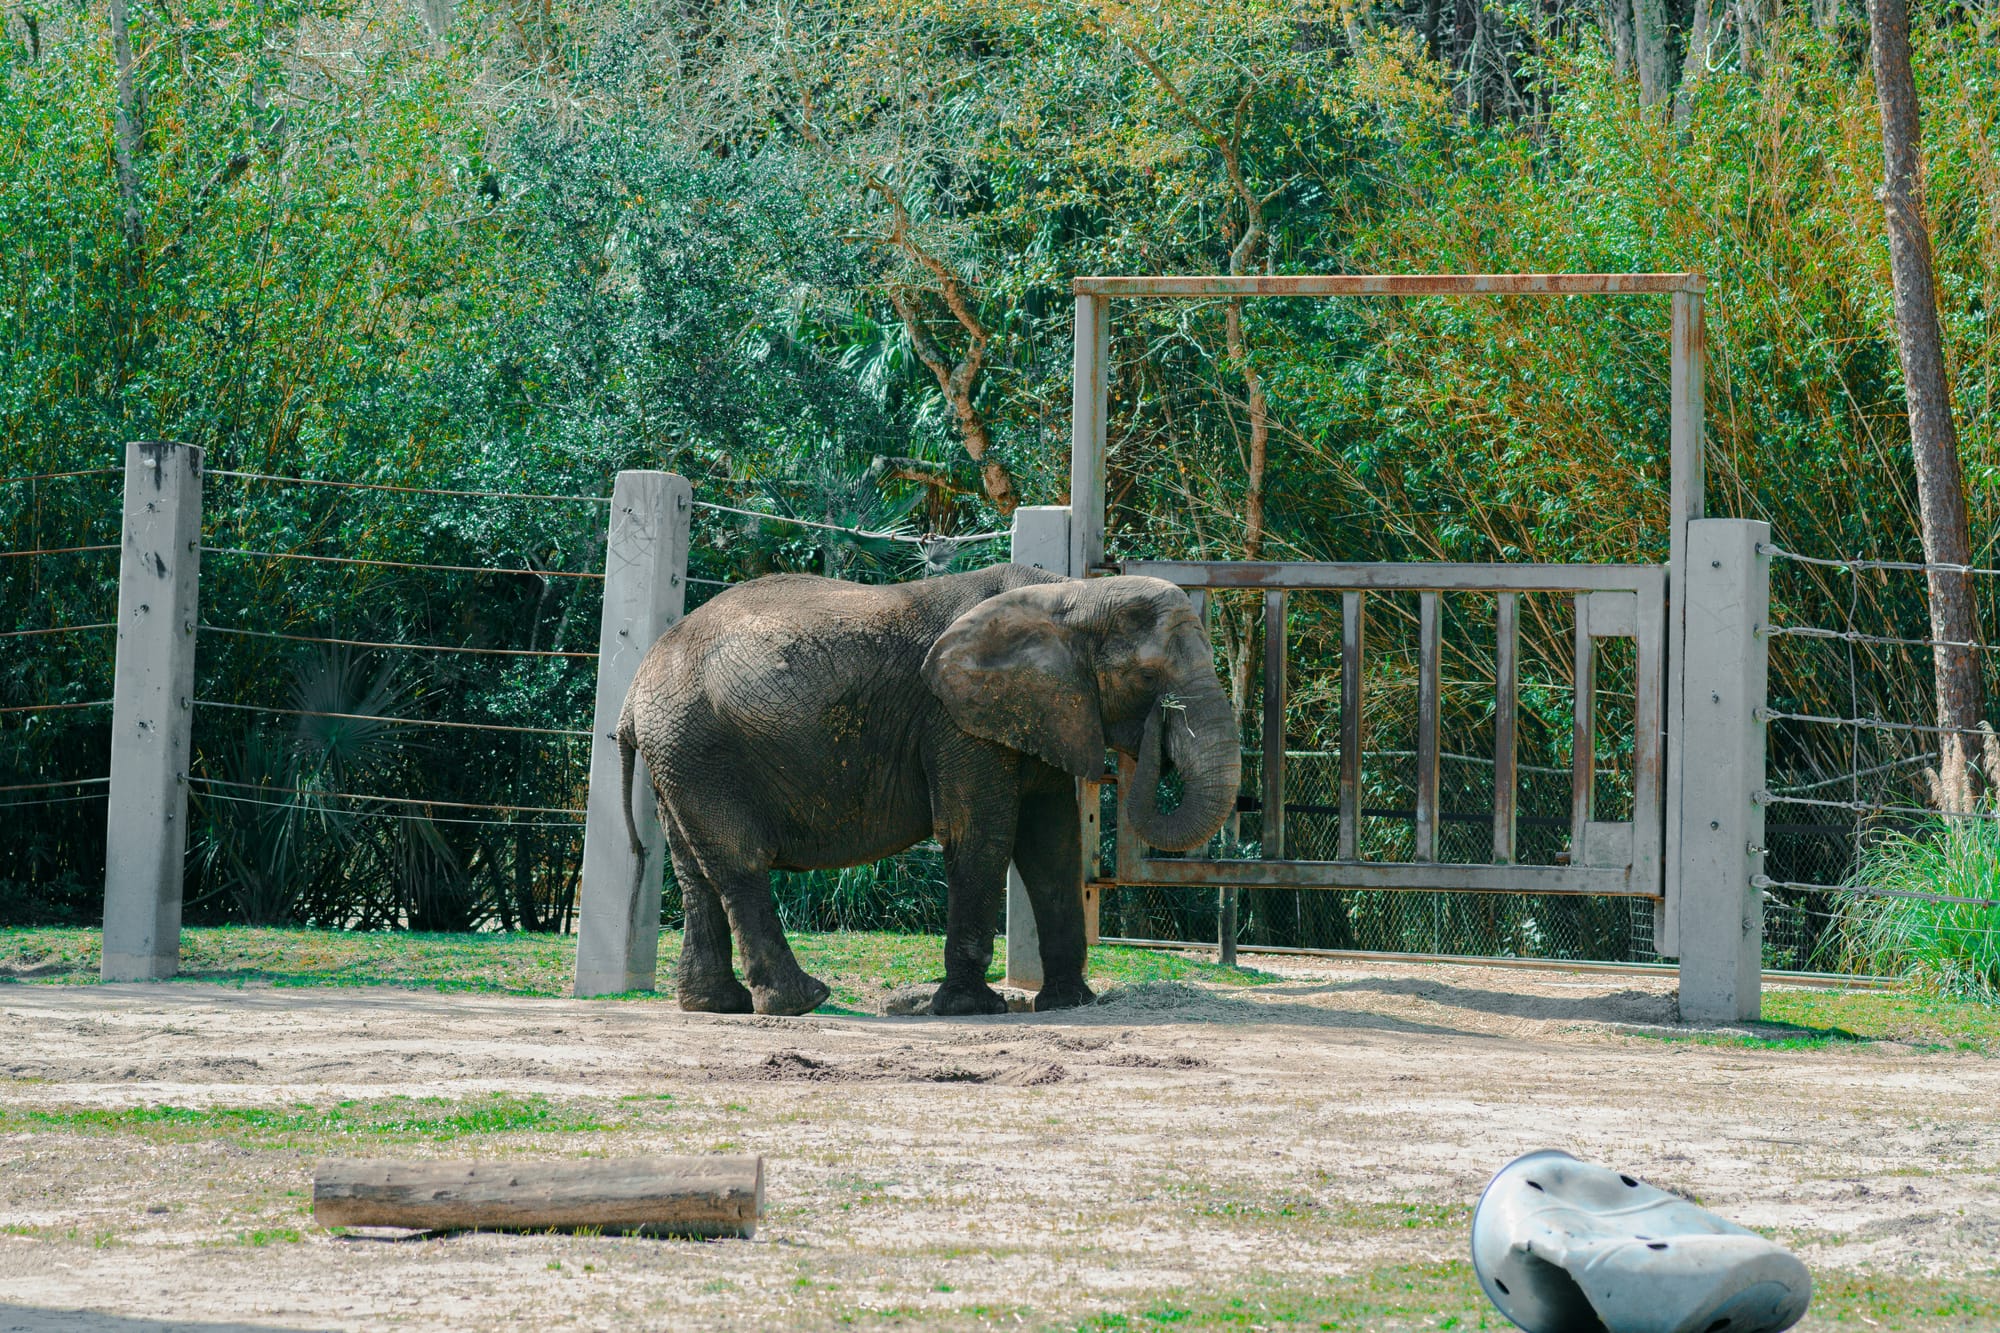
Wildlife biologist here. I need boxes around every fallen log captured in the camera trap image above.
[312,1155,763,1238]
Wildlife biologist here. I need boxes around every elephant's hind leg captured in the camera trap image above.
[663,813,753,1014]
[716,872,830,1016]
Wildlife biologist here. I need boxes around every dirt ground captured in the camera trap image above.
[1,957,1996,1331]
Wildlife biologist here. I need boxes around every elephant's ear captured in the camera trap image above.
[923,584,1104,780]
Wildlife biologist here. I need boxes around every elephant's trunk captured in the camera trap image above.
[1125,678,1242,853]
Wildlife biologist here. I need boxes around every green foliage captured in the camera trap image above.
[1835,819,2000,1000]
[6,0,2000,967]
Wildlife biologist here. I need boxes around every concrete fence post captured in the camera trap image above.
[101,441,203,982]
[1674,518,1769,1023]
[1002,505,1073,991]
[575,471,691,998]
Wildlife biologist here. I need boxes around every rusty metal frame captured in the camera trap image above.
[1108,563,1666,898]
[1072,273,1702,908]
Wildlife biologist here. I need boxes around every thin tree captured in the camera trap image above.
[108,0,144,389]
[1869,0,1986,807]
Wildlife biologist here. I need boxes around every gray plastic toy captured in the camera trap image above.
[1470,1150,1811,1333]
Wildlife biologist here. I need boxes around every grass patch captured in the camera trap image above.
[0,927,1276,1011]
[0,1092,615,1148]
[1758,987,2000,1054]
[1037,1262,2000,1331]
[1154,1180,1469,1233]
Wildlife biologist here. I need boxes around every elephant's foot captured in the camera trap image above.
[750,971,831,1017]
[1032,976,1097,1012]
[931,979,1008,1017]
[678,974,754,1014]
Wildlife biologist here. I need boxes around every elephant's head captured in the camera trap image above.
[922,574,1242,852]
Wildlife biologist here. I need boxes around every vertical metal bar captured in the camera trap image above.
[1219,888,1238,967]
[1415,591,1441,862]
[102,440,203,982]
[1493,592,1519,865]
[1069,294,1110,578]
[1339,591,1364,861]
[1630,572,1668,898]
[1261,589,1286,861]
[1114,751,1143,883]
[575,471,692,998]
[1570,594,1597,863]
[1661,288,1706,957]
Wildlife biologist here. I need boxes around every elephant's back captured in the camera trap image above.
[656,573,937,746]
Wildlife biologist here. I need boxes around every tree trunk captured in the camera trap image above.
[1633,0,1674,107]
[885,287,1018,515]
[1606,0,1635,79]
[108,0,144,393]
[1736,0,1775,78]
[108,0,143,258]
[1869,0,1986,808]
[1672,0,1718,125]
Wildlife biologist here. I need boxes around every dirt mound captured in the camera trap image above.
[1089,981,1211,1014]
[748,1049,1067,1086]
[1097,1051,1209,1069]
[878,984,1035,1016]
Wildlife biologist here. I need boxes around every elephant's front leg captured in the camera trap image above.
[932,775,1019,1017]
[1013,784,1095,1012]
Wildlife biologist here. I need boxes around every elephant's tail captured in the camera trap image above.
[618,719,644,864]
[618,714,648,922]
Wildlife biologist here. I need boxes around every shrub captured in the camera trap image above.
[1837,819,2000,1001]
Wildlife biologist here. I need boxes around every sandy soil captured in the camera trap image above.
[0,959,1996,1331]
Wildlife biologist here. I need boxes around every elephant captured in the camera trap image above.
[616,562,1242,1017]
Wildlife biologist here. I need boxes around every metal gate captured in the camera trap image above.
[1098,560,1665,899]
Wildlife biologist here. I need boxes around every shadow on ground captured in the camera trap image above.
[0,1306,329,1333]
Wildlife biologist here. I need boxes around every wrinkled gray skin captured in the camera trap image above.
[616,564,1241,1017]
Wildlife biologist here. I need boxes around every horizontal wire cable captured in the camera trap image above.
[0,622,115,640]
[201,624,597,660]
[206,469,610,506]
[1756,707,1999,740]
[0,791,109,809]
[1768,754,1932,796]
[1752,875,2000,909]
[192,787,586,830]
[1759,790,2000,823]
[192,699,591,739]
[1759,542,2000,578]
[1763,624,1997,653]
[187,775,583,816]
[687,576,734,587]
[0,545,117,560]
[200,546,604,580]
[694,500,1006,547]
[0,467,121,487]
[0,699,111,716]
[0,776,110,794]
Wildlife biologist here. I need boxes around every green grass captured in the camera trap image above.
[1764,986,2000,1053]
[0,926,1277,1010]
[821,1263,2000,1330]
[6,927,1992,1054]
[0,1092,618,1148]
[1621,986,2000,1055]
